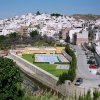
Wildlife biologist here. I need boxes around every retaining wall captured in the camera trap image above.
[62,50,72,62]
[9,51,70,96]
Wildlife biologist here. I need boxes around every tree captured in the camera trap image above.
[65,35,70,43]
[51,13,62,17]
[58,44,77,84]
[0,57,24,100]
[36,11,40,15]
[67,69,76,82]
[29,30,39,38]
[9,32,19,39]
[8,32,21,49]
[9,32,20,43]
[0,35,7,43]
[57,72,68,85]
[0,35,8,50]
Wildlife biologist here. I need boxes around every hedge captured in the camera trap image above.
[58,44,77,84]
[54,62,69,64]
[33,62,50,64]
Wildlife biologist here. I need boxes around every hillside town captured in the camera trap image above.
[0,12,100,55]
[0,12,100,99]
[1,0,100,99]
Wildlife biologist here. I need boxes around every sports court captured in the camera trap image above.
[35,54,68,64]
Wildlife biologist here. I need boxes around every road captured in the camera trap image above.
[73,45,100,89]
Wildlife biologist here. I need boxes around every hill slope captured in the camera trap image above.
[72,14,100,21]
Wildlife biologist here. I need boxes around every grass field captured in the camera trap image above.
[22,54,34,63]
[22,54,68,77]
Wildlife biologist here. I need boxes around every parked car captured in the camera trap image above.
[87,60,96,64]
[75,78,83,86]
[86,56,90,59]
[90,55,94,58]
[89,65,97,69]
[98,84,100,87]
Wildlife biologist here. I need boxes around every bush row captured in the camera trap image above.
[54,62,69,64]
[58,44,77,84]
[33,62,49,64]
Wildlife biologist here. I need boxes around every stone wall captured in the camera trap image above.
[62,50,72,62]
[9,50,70,96]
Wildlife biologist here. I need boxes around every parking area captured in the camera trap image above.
[72,45,100,91]
[81,45,98,75]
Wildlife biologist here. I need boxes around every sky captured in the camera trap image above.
[0,0,100,19]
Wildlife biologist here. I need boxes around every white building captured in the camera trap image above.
[69,28,82,43]
[76,30,89,45]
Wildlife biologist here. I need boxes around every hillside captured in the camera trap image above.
[72,14,100,21]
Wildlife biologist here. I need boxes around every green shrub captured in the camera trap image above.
[54,62,69,64]
[58,44,77,84]
[57,72,68,85]
[33,62,50,64]
[93,89,100,100]
[0,57,24,100]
